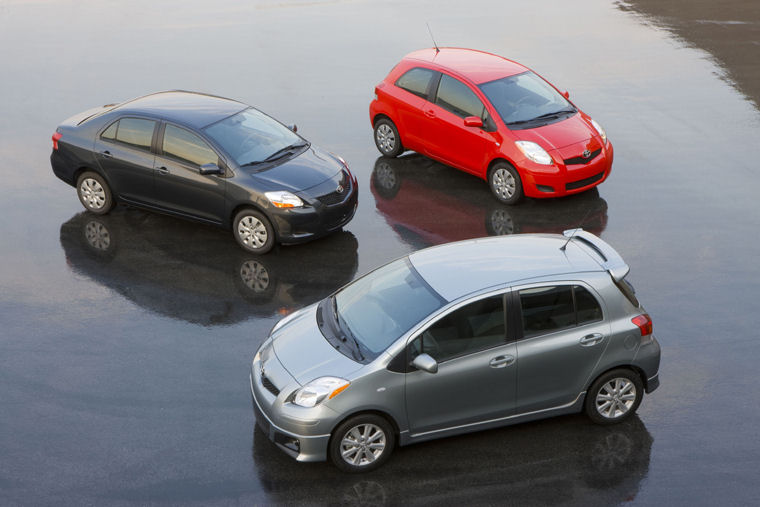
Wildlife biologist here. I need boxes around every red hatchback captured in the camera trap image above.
[369,48,613,204]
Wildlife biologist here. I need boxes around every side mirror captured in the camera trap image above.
[287,124,298,133]
[412,353,438,374]
[463,116,483,128]
[562,90,570,99]
[200,163,223,176]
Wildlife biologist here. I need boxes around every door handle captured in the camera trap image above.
[100,150,112,159]
[424,109,436,118]
[579,333,604,346]
[155,166,170,175]
[489,355,515,368]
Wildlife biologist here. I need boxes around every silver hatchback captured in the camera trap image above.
[250,230,660,472]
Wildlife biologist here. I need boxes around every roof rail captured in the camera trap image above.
[562,229,629,281]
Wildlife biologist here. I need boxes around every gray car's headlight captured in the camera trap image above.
[515,141,553,165]
[265,190,303,208]
[293,377,350,408]
[590,119,608,145]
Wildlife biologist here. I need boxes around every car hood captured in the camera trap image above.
[271,303,363,385]
[253,146,343,193]
[515,113,598,151]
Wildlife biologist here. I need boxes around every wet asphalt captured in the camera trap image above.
[1,0,759,505]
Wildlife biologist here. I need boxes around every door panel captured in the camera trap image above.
[152,156,226,223]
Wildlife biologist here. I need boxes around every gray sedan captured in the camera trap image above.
[250,230,661,472]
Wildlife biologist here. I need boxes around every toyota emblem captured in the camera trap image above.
[582,149,591,159]
[336,184,344,194]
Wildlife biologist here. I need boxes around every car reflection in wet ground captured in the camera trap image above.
[372,154,607,248]
[253,414,651,506]
[60,209,358,324]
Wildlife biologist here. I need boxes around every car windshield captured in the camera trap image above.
[203,108,303,166]
[479,71,576,128]
[333,258,445,359]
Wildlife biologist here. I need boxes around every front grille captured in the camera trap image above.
[565,171,605,191]
[261,374,280,396]
[317,171,350,206]
[563,148,601,166]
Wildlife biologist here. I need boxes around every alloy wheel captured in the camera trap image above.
[340,423,387,467]
[595,378,637,419]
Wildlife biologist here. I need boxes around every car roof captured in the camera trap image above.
[408,234,605,302]
[113,90,248,129]
[403,47,529,84]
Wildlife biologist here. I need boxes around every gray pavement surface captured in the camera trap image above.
[1,0,759,505]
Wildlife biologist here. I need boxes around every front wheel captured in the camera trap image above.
[373,118,404,157]
[77,171,114,214]
[329,414,395,473]
[488,163,523,205]
[585,369,643,425]
[233,209,275,254]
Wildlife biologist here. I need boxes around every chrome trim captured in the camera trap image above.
[250,374,330,441]
[409,391,586,439]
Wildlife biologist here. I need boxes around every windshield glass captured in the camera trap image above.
[203,108,303,166]
[334,258,444,358]
[479,71,575,128]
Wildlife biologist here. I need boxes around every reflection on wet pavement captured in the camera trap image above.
[60,209,358,324]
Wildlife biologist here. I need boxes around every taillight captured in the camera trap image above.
[632,314,652,337]
[52,132,62,150]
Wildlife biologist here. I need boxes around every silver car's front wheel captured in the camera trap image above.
[585,369,643,425]
[330,414,395,473]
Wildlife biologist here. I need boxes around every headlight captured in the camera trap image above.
[265,190,303,208]
[293,377,350,408]
[515,141,553,165]
[590,119,607,145]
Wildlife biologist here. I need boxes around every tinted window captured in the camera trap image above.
[395,67,435,99]
[435,74,486,118]
[101,121,118,140]
[520,286,575,336]
[162,125,218,167]
[575,285,603,325]
[115,118,155,150]
[414,295,505,362]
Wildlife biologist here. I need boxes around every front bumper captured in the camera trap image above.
[520,141,614,198]
[270,177,359,244]
[250,373,331,462]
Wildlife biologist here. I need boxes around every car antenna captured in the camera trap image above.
[560,205,594,251]
[426,22,440,54]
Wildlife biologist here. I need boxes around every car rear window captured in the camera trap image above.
[395,67,436,99]
[519,285,603,337]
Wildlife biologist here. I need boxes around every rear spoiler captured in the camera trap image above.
[563,229,629,281]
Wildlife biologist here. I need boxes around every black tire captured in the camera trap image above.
[373,118,404,157]
[232,209,275,254]
[488,162,523,205]
[329,414,395,473]
[585,369,644,425]
[76,171,114,214]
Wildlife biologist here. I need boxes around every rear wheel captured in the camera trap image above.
[77,172,114,214]
[585,369,643,425]
[329,414,395,473]
[488,162,522,205]
[233,209,275,254]
[374,118,403,157]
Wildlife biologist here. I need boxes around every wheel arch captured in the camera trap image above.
[328,409,402,447]
[585,364,646,394]
[372,113,394,127]
[487,157,520,179]
[229,202,274,235]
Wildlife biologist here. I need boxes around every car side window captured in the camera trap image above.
[435,74,488,120]
[395,67,436,99]
[414,294,505,363]
[519,285,603,337]
[113,118,156,151]
[162,124,219,167]
[101,121,118,140]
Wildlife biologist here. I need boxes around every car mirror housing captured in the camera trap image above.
[199,163,223,175]
[286,124,298,133]
[412,353,438,374]
[463,116,483,128]
[562,90,570,99]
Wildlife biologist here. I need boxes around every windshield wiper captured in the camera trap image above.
[508,108,576,126]
[263,141,308,162]
[331,296,365,362]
